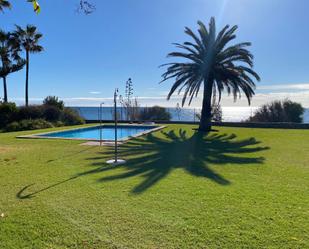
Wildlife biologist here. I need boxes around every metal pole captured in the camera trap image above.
[100,102,104,146]
[105,89,125,166]
[194,108,196,122]
[114,89,118,162]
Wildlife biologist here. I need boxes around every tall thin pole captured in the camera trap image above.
[114,89,118,162]
[194,108,196,122]
[100,102,104,146]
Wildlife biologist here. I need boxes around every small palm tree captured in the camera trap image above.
[0,0,11,12]
[0,30,25,102]
[161,17,260,132]
[12,25,43,106]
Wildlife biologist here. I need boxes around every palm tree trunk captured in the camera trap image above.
[25,50,29,107]
[3,77,8,102]
[199,79,213,132]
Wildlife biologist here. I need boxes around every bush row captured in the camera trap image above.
[0,101,85,132]
[5,119,54,132]
[139,106,171,121]
[247,99,304,123]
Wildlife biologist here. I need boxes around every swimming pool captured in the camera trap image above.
[29,125,162,141]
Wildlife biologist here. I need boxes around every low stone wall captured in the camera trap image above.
[85,120,309,129]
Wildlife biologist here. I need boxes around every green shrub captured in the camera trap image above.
[43,106,62,122]
[54,121,65,127]
[61,108,85,125]
[195,103,222,122]
[140,106,171,121]
[248,99,304,123]
[5,121,20,132]
[1,96,84,132]
[0,102,18,128]
[17,105,44,120]
[43,96,64,110]
[5,119,53,132]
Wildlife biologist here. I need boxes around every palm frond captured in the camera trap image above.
[0,0,11,12]
[160,17,260,108]
[11,24,43,53]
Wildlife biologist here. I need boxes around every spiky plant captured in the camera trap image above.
[161,17,260,131]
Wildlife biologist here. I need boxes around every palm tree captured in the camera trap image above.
[0,30,25,102]
[0,0,11,12]
[12,25,43,106]
[161,17,260,132]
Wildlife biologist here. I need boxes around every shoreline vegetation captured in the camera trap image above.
[0,96,85,132]
[1,98,306,133]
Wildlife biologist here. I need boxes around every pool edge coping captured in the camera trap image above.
[16,124,166,142]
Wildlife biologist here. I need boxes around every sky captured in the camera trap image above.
[1,0,309,107]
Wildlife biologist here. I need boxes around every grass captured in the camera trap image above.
[0,124,308,248]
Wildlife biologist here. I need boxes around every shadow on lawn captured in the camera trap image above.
[82,128,269,194]
[16,128,269,198]
[16,177,78,199]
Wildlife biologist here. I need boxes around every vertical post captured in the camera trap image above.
[194,108,196,122]
[100,107,102,146]
[100,102,104,146]
[114,89,118,163]
[106,89,125,166]
[98,107,100,122]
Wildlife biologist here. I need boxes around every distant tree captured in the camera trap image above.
[248,99,304,123]
[43,96,64,110]
[196,103,222,122]
[211,103,222,122]
[161,17,260,132]
[130,97,140,121]
[140,106,171,121]
[0,30,25,102]
[11,25,43,106]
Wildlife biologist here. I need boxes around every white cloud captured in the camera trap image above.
[89,91,101,94]
[61,91,309,107]
[257,83,309,91]
[8,83,309,108]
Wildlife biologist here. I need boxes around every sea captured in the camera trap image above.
[71,106,309,123]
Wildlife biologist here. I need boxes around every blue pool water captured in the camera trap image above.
[40,125,157,140]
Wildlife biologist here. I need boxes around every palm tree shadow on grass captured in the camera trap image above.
[83,128,270,194]
[16,129,269,199]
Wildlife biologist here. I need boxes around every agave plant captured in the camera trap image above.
[0,30,25,102]
[161,17,260,131]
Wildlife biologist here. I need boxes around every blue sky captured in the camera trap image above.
[1,0,309,107]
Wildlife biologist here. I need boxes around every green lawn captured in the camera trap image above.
[0,124,308,248]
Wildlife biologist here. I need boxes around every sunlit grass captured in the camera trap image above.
[0,124,308,248]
